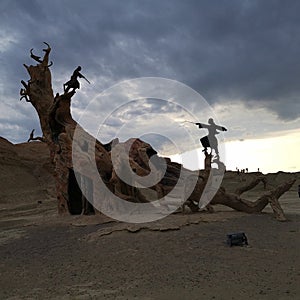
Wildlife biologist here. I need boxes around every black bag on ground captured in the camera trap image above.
[227,232,248,246]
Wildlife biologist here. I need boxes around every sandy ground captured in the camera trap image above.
[1,138,300,299]
[1,211,300,300]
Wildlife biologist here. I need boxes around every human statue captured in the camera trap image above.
[195,118,227,160]
[63,66,90,93]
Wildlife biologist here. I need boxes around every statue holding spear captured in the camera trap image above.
[183,118,227,160]
[63,66,90,93]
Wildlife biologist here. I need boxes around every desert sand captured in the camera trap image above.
[1,138,300,299]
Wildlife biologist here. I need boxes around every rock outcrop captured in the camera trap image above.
[0,137,55,206]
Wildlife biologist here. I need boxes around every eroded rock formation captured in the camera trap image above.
[21,44,296,221]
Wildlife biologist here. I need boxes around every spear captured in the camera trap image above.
[182,120,196,124]
[82,75,91,84]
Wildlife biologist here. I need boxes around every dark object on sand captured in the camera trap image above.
[298,185,300,198]
[227,232,248,247]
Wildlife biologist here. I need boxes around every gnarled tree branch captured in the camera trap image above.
[235,176,267,195]
[27,129,46,143]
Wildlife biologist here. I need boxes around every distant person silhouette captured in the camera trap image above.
[195,118,227,159]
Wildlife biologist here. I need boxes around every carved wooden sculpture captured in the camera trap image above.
[21,44,295,220]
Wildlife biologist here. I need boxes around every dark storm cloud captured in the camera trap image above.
[0,0,300,142]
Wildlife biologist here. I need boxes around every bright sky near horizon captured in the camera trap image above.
[170,129,300,174]
[225,130,300,173]
[168,101,300,173]
[0,0,300,173]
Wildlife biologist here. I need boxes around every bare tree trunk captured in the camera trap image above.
[211,179,296,220]
[235,176,267,195]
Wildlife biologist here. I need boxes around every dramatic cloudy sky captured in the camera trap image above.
[0,0,299,172]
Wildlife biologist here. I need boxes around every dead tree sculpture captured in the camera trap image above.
[21,44,296,220]
[27,129,45,142]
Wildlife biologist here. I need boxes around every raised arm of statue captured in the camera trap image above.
[215,124,227,131]
[195,122,209,129]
